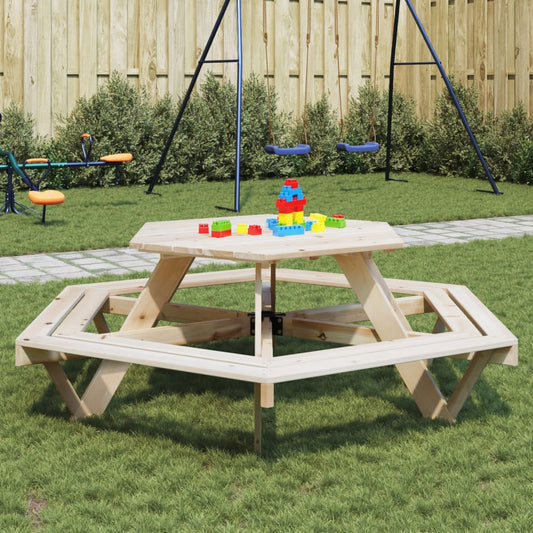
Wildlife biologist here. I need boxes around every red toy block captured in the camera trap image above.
[284,179,299,188]
[198,223,209,234]
[248,225,262,235]
[211,229,232,238]
[333,214,345,219]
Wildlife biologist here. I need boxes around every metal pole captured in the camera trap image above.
[146,0,233,194]
[234,0,243,212]
[385,0,407,183]
[403,0,501,194]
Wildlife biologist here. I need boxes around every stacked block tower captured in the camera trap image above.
[271,179,307,236]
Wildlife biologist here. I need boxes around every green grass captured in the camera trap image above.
[1,172,532,256]
[1,236,531,531]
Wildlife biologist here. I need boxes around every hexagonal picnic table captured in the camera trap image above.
[16,215,517,453]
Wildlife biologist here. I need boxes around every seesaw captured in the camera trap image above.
[1,133,132,223]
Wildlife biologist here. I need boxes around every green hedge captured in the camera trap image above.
[1,72,532,188]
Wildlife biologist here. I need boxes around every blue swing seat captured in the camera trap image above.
[265,144,311,155]
[336,141,380,153]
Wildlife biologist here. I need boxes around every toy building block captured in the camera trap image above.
[211,229,232,238]
[211,220,231,232]
[237,223,248,234]
[284,178,299,188]
[211,219,232,238]
[248,225,262,235]
[311,221,326,233]
[293,211,304,225]
[198,223,209,234]
[305,220,315,231]
[325,216,346,228]
[278,212,294,226]
[266,218,278,230]
[272,224,305,237]
[310,213,327,223]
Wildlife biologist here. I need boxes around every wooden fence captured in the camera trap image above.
[1,0,532,137]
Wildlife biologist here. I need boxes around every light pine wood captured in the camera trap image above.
[335,252,452,421]
[3,1,533,136]
[16,215,518,449]
[447,350,492,420]
[76,255,194,417]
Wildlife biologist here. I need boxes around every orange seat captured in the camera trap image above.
[28,190,65,206]
[99,153,133,163]
[28,190,65,224]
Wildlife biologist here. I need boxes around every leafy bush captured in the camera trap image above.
[48,71,153,187]
[421,77,488,177]
[479,103,533,183]
[293,95,340,176]
[0,103,44,191]
[340,82,425,174]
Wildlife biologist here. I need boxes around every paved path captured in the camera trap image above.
[1,215,532,285]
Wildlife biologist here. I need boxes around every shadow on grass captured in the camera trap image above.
[30,347,510,458]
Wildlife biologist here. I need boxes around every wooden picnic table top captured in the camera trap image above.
[129,214,404,262]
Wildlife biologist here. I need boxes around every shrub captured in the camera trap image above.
[49,71,153,188]
[295,95,340,176]
[479,103,533,183]
[0,103,43,191]
[421,77,488,177]
[340,82,425,174]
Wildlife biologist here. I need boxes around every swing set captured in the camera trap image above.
[1,126,133,223]
[146,0,501,209]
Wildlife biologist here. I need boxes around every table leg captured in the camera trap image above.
[74,256,194,419]
[335,252,453,421]
[254,263,276,454]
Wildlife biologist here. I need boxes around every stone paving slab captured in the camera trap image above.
[1,215,531,285]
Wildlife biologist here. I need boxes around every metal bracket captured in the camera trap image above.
[249,312,285,336]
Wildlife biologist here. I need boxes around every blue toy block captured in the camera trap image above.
[272,224,305,237]
[266,218,278,229]
[305,220,314,231]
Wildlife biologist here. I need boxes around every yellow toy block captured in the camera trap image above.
[311,221,326,233]
[293,211,304,224]
[237,223,248,235]
[310,213,327,223]
[278,213,293,226]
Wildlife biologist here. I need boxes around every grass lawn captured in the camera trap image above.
[1,233,531,531]
[0,172,532,256]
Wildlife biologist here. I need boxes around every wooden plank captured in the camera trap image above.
[268,332,510,384]
[515,0,530,110]
[287,295,426,323]
[447,350,492,419]
[335,253,410,338]
[423,289,481,336]
[51,0,68,134]
[335,252,452,421]
[4,0,24,105]
[110,317,249,345]
[139,0,158,98]
[493,0,507,113]
[446,285,518,365]
[77,255,194,416]
[44,362,91,418]
[54,289,110,336]
[109,0,129,76]
[23,1,39,126]
[283,317,379,346]
[19,332,268,380]
[167,0,185,96]
[15,285,87,365]
[79,0,98,98]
